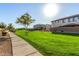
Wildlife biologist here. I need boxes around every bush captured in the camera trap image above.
[0,22,6,28]
[7,23,16,32]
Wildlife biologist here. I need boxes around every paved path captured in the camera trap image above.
[0,32,12,56]
[9,32,42,56]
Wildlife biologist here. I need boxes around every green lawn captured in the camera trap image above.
[16,30,79,56]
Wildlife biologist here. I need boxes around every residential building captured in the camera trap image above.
[34,24,51,31]
[51,14,79,33]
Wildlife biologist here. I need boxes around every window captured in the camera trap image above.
[78,17,79,19]
[57,20,59,23]
[52,21,54,24]
[65,19,68,23]
[68,18,71,22]
[74,17,79,21]
[72,17,75,22]
[62,19,65,23]
[55,21,57,23]
[55,20,58,23]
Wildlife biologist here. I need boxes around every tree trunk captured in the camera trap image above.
[24,25,29,32]
[23,25,27,30]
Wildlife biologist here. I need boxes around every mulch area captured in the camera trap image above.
[0,32,13,56]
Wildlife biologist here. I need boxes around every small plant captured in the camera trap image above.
[1,29,7,36]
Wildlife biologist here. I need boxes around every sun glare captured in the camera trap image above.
[43,3,59,18]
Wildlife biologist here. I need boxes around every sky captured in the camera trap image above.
[0,3,79,28]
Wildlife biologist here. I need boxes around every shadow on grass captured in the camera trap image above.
[52,32,79,37]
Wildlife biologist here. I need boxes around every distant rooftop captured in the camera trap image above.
[51,14,79,22]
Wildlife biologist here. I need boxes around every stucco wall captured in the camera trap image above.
[51,26,79,33]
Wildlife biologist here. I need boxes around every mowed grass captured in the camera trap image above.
[16,30,79,56]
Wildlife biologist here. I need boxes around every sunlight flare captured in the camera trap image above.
[43,3,60,17]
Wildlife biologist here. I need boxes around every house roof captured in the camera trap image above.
[51,14,79,22]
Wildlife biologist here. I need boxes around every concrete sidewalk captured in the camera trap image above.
[9,32,42,56]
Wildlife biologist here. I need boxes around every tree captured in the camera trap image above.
[7,23,15,32]
[16,13,35,30]
[0,22,6,28]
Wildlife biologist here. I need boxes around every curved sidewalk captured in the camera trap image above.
[9,32,42,56]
